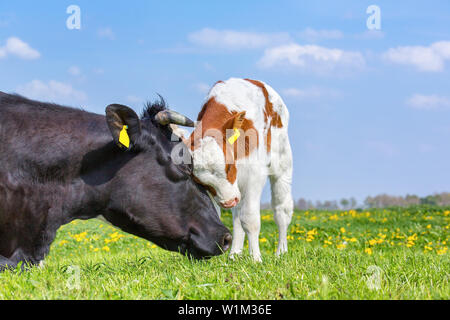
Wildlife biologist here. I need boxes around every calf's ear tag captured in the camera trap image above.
[228,128,240,145]
[119,125,130,148]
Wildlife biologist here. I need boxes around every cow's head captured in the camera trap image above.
[189,111,247,209]
[100,98,231,259]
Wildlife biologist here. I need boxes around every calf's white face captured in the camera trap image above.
[192,136,241,208]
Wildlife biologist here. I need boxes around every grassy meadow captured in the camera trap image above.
[0,206,448,300]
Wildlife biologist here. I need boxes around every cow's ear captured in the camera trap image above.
[224,111,246,145]
[105,104,141,150]
[232,111,246,130]
[224,111,246,130]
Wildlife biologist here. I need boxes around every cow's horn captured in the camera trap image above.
[155,110,195,127]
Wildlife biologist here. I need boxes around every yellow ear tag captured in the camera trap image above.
[119,125,130,148]
[227,128,241,145]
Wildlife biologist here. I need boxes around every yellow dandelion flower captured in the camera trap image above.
[329,214,339,221]
[365,248,373,255]
[72,231,88,242]
[102,246,110,252]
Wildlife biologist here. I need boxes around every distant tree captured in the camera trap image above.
[296,198,308,210]
[340,198,349,210]
[420,195,439,206]
[315,200,323,210]
[350,197,357,209]
[322,200,339,210]
[405,194,420,206]
[292,192,449,211]
[364,196,375,208]
[438,192,450,206]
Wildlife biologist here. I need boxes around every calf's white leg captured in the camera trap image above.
[270,173,293,256]
[239,199,263,262]
[229,206,246,258]
[237,171,267,262]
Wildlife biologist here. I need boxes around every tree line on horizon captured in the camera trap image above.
[261,192,450,210]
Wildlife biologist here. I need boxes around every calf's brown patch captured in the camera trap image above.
[189,96,258,185]
[244,78,283,153]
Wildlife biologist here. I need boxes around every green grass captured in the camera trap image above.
[0,206,448,299]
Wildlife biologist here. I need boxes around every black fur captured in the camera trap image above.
[0,92,230,271]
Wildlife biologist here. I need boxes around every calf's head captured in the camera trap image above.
[98,100,231,259]
[189,112,248,209]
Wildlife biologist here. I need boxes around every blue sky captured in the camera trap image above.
[1,1,449,204]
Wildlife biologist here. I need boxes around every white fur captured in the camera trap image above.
[192,136,241,204]
[193,78,294,261]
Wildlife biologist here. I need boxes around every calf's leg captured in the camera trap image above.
[229,206,246,258]
[270,173,293,256]
[237,172,267,262]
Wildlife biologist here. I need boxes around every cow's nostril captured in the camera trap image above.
[222,233,232,252]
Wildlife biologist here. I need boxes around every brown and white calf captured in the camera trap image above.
[186,78,293,261]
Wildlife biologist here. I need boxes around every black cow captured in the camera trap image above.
[0,92,231,271]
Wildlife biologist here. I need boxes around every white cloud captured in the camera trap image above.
[282,87,341,101]
[93,68,104,75]
[68,66,81,76]
[0,13,15,27]
[383,41,450,72]
[0,37,40,60]
[188,28,291,50]
[367,141,398,157]
[298,28,343,42]
[126,95,143,104]
[193,82,211,94]
[258,43,365,73]
[406,94,450,110]
[203,62,215,71]
[354,30,384,40]
[98,27,115,40]
[418,144,434,153]
[16,80,87,104]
